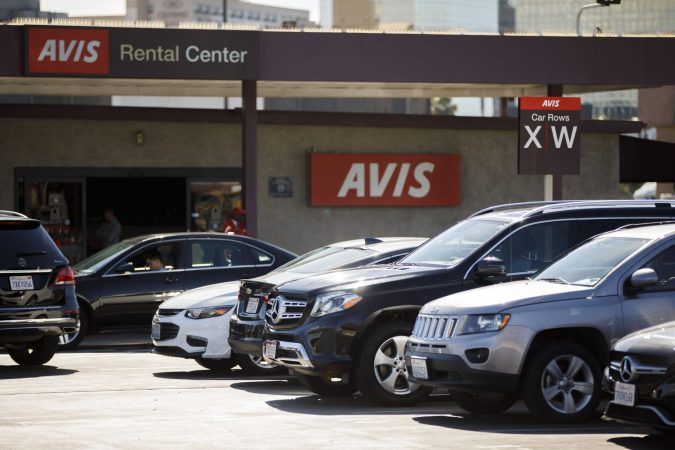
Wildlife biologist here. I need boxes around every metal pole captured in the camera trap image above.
[576,3,606,36]
[242,80,258,237]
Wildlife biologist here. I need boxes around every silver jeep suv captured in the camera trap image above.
[405,223,675,423]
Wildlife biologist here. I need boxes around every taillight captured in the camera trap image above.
[54,266,76,286]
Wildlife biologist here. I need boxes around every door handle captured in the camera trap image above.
[165,276,179,284]
[241,273,251,278]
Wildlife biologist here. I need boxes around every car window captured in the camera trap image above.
[191,240,249,268]
[0,220,65,269]
[125,242,182,272]
[577,218,666,241]
[249,246,274,266]
[487,221,571,274]
[639,244,675,293]
[371,253,407,265]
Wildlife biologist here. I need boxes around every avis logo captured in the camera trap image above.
[338,163,434,198]
[37,39,101,63]
[542,99,560,107]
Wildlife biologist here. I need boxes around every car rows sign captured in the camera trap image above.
[26,26,259,79]
[309,153,461,207]
[518,96,581,175]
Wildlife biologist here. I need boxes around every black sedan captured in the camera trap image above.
[65,232,296,349]
[603,320,675,434]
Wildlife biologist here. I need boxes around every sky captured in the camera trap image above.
[40,0,321,22]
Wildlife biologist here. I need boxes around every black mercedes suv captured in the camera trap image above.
[0,211,79,366]
[261,200,675,405]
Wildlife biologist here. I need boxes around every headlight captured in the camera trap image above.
[310,291,362,318]
[185,305,234,320]
[457,314,510,335]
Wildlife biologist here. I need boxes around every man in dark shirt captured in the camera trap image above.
[96,208,121,248]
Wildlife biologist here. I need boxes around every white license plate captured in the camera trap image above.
[10,275,34,291]
[245,298,260,314]
[411,357,429,380]
[614,381,636,407]
[151,322,161,340]
[263,340,277,359]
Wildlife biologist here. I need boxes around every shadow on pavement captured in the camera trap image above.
[230,379,303,395]
[607,435,673,449]
[0,365,78,379]
[153,368,290,381]
[413,413,650,436]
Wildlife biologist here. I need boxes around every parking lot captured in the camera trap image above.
[0,338,669,450]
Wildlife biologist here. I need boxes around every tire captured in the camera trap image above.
[522,342,602,424]
[236,353,286,376]
[7,335,59,366]
[57,308,87,350]
[354,321,433,406]
[195,357,236,371]
[453,391,518,415]
[295,373,358,397]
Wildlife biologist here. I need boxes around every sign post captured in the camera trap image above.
[518,96,581,200]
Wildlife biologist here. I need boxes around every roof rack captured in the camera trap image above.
[0,210,28,219]
[470,200,675,220]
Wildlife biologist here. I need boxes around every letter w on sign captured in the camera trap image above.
[311,153,460,207]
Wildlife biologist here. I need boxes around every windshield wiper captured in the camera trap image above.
[537,277,570,285]
[17,250,47,256]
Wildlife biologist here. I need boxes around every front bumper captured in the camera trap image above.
[604,401,675,430]
[152,310,233,360]
[228,316,265,357]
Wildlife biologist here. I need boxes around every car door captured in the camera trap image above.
[620,240,675,334]
[183,238,275,291]
[97,239,186,326]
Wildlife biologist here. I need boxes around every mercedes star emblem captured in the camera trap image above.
[620,356,638,383]
[18,258,26,267]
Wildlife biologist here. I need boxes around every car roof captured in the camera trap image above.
[470,200,675,222]
[0,210,30,220]
[327,237,427,253]
[599,223,675,240]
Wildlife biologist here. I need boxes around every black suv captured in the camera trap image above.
[0,211,79,366]
[261,200,675,404]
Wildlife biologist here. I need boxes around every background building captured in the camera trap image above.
[0,0,65,22]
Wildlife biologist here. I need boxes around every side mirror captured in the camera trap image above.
[114,261,134,274]
[475,256,507,279]
[628,268,658,289]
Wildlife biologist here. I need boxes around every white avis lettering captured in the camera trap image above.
[542,99,560,107]
[338,163,435,198]
[37,39,100,63]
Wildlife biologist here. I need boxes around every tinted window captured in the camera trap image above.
[124,242,183,272]
[0,221,65,269]
[640,244,675,293]
[75,241,137,275]
[577,218,663,242]
[249,246,274,265]
[190,240,268,268]
[487,221,571,274]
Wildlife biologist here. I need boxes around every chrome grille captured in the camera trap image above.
[265,295,308,325]
[412,314,457,340]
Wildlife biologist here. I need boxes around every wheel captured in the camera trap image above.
[522,342,602,423]
[354,321,433,406]
[453,391,518,414]
[295,373,358,397]
[236,353,286,376]
[7,335,59,366]
[195,357,236,371]
[57,308,87,350]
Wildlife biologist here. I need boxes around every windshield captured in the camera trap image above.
[74,241,136,274]
[535,236,649,287]
[400,219,509,267]
[270,246,376,274]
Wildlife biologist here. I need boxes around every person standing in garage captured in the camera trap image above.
[96,208,122,248]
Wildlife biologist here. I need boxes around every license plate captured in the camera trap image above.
[151,322,161,340]
[245,298,260,314]
[411,357,429,380]
[263,340,277,359]
[614,382,636,407]
[10,275,34,291]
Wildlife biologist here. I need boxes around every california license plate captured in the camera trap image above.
[151,322,161,340]
[411,357,429,380]
[263,340,277,359]
[10,275,34,291]
[614,382,636,407]
[245,298,260,314]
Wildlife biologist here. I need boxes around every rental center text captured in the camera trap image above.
[120,44,248,63]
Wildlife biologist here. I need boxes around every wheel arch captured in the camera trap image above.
[76,295,97,334]
[351,305,421,355]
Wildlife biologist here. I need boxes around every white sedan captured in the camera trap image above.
[151,280,281,374]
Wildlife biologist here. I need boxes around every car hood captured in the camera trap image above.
[612,320,675,359]
[275,264,444,296]
[159,281,240,310]
[244,269,315,290]
[421,280,594,315]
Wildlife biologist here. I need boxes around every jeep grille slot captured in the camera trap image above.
[412,314,457,340]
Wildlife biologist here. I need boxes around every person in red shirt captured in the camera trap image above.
[223,207,247,235]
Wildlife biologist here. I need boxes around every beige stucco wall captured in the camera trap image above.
[0,117,623,254]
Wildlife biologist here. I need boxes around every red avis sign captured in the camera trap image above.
[27,27,110,75]
[310,153,461,207]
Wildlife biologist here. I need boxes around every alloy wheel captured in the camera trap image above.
[373,335,420,396]
[540,354,594,415]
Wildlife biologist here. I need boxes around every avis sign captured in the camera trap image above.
[518,96,581,175]
[27,27,110,75]
[309,153,461,207]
